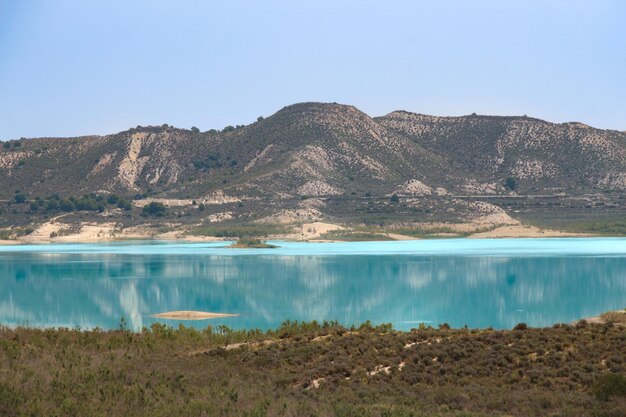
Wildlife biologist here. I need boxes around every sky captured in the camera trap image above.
[0,0,625,139]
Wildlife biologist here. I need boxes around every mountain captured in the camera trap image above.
[1,102,625,231]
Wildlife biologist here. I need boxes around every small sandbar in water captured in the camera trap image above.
[151,311,239,320]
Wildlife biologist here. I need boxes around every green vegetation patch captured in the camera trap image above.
[230,237,277,248]
[25,193,133,214]
[320,230,394,241]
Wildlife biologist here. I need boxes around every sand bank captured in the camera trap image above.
[151,311,239,320]
[468,225,589,238]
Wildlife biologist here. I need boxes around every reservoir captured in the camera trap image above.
[0,238,625,331]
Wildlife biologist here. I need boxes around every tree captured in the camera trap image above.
[59,199,75,212]
[222,125,235,133]
[117,199,132,211]
[191,126,200,133]
[390,194,400,203]
[505,177,517,191]
[14,193,26,204]
[142,202,166,217]
[257,116,264,122]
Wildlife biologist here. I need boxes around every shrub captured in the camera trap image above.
[59,199,75,212]
[142,202,166,217]
[593,373,626,401]
[14,193,26,204]
[117,199,132,211]
[390,194,400,203]
[514,323,528,331]
[505,177,517,190]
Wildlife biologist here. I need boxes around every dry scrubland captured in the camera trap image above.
[0,319,625,417]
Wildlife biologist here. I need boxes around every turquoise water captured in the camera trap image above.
[0,238,625,331]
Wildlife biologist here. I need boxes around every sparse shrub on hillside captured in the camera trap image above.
[191,126,200,133]
[142,202,167,217]
[13,193,26,204]
[59,199,75,212]
[390,194,400,203]
[506,177,517,190]
[23,194,132,214]
[193,153,223,170]
[107,194,119,205]
[116,199,132,211]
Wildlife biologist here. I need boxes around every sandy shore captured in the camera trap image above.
[468,225,589,239]
[0,220,598,245]
[151,311,239,320]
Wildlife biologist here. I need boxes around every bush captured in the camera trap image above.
[593,373,626,401]
[59,199,75,212]
[514,323,528,331]
[390,194,400,203]
[117,199,132,211]
[505,177,517,190]
[142,202,166,217]
[14,193,26,204]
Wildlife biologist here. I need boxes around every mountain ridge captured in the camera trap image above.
[1,102,625,233]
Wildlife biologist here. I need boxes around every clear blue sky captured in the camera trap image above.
[0,0,624,139]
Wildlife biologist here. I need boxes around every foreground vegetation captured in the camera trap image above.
[1,319,625,417]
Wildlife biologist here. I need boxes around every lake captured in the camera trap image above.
[1,238,625,331]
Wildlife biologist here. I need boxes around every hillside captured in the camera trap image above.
[1,319,625,416]
[1,102,625,239]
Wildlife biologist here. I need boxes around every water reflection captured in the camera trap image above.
[0,252,625,330]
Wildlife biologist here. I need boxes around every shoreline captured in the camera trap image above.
[1,309,623,332]
[0,229,603,246]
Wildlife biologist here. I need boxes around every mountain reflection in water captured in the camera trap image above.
[1,240,625,330]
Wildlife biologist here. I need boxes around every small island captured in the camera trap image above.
[229,237,278,249]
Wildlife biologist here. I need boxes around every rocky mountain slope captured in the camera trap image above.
[1,102,625,230]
